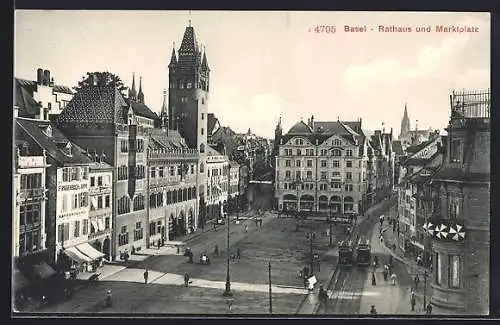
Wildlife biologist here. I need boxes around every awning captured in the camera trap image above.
[76,243,105,260]
[64,246,92,264]
[33,261,56,279]
[90,219,99,232]
[91,197,98,210]
[13,268,29,291]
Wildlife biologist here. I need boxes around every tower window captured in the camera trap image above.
[178,81,184,89]
[202,98,205,105]
[201,113,204,120]
[201,128,204,135]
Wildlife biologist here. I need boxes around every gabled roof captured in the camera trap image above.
[14,79,40,116]
[403,151,441,166]
[287,120,312,135]
[148,128,188,150]
[57,86,128,124]
[392,140,404,155]
[207,145,224,156]
[207,113,220,136]
[15,77,73,94]
[16,118,92,166]
[127,99,158,120]
[406,138,434,154]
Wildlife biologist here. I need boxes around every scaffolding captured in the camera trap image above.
[450,89,490,119]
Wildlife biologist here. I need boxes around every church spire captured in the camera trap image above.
[400,102,411,139]
[201,46,210,72]
[128,72,137,100]
[169,43,177,68]
[160,89,169,131]
[137,76,144,104]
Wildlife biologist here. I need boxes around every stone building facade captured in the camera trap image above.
[206,146,229,220]
[427,90,490,314]
[275,117,370,215]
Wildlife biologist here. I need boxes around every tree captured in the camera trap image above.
[73,71,128,95]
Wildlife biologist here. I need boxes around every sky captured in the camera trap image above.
[15,11,490,139]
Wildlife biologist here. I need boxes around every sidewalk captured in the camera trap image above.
[296,197,397,314]
[378,222,455,315]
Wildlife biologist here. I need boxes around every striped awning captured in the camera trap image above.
[76,243,104,260]
[64,246,92,264]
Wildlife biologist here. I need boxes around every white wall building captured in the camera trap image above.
[206,146,230,219]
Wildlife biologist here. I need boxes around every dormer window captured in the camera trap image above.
[128,114,133,125]
[65,142,72,156]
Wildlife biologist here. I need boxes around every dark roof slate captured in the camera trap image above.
[148,129,188,150]
[207,113,218,135]
[16,118,92,166]
[57,86,128,124]
[14,79,40,116]
[127,99,158,120]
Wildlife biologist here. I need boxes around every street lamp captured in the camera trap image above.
[268,261,273,314]
[306,231,316,275]
[328,202,334,247]
[223,163,233,297]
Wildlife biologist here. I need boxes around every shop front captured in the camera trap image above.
[61,242,105,279]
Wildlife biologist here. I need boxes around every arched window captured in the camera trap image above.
[192,186,197,197]
[183,188,188,201]
[134,194,145,211]
[333,139,342,146]
[331,149,342,157]
[149,193,156,208]
[200,162,204,173]
[172,190,177,203]
[187,188,192,200]
[178,189,183,202]
[156,192,163,207]
[199,144,205,153]
[118,196,130,215]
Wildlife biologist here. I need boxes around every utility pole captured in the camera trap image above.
[309,232,314,274]
[329,204,333,247]
[268,261,272,314]
[223,166,232,297]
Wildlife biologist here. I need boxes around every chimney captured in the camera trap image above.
[37,68,44,84]
[43,70,50,86]
[310,115,315,129]
[49,77,55,87]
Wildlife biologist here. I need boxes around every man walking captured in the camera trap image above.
[144,268,149,285]
[410,291,416,311]
[236,247,241,260]
[414,274,420,290]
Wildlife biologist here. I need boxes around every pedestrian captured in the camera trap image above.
[184,273,190,287]
[214,244,219,257]
[236,248,241,260]
[383,267,388,282]
[144,268,149,284]
[157,239,161,249]
[255,219,258,227]
[370,304,377,315]
[410,292,416,311]
[414,274,420,290]
[371,272,377,286]
[426,303,433,315]
[244,224,248,232]
[391,273,397,286]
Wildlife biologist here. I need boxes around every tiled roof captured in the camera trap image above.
[148,129,188,150]
[432,167,490,183]
[207,113,218,135]
[128,99,158,120]
[403,151,441,166]
[15,77,73,94]
[14,79,40,116]
[16,117,92,166]
[177,26,201,71]
[57,86,128,124]
[406,139,433,153]
[392,140,404,155]
[287,121,312,135]
[207,145,224,156]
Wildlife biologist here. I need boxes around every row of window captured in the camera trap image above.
[280,182,358,192]
[120,139,145,153]
[173,80,209,93]
[61,192,89,212]
[435,253,461,289]
[62,167,89,182]
[293,138,343,147]
[90,194,111,210]
[282,159,361,168]
[18,229,40,255]
[117,195,146,215]
[90,174,111,187]
[150,187,197,208]
[19,203,41,227]
[282,170,361,181]
[20,173,43,190]
[117,165,146,180]
[118,222,143,246]
[283,148,355,157]
[150,164,195,178]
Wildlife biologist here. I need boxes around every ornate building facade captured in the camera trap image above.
[275,116,369,215]
[206,146,229,220]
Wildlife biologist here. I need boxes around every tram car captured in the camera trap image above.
[338,239,355,267]
[355,236,371,267]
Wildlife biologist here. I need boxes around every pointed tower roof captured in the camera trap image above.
[177,23,200,71]
[168,44,177,68]
[161,89,168,115]
[137,76,144,104]
[128,72,137,100]
[201,47,210,72]
[403,102,409,120]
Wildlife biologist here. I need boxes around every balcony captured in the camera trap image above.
[89,207,112,218]
[18,188,45,201]
[17,156,46,168]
